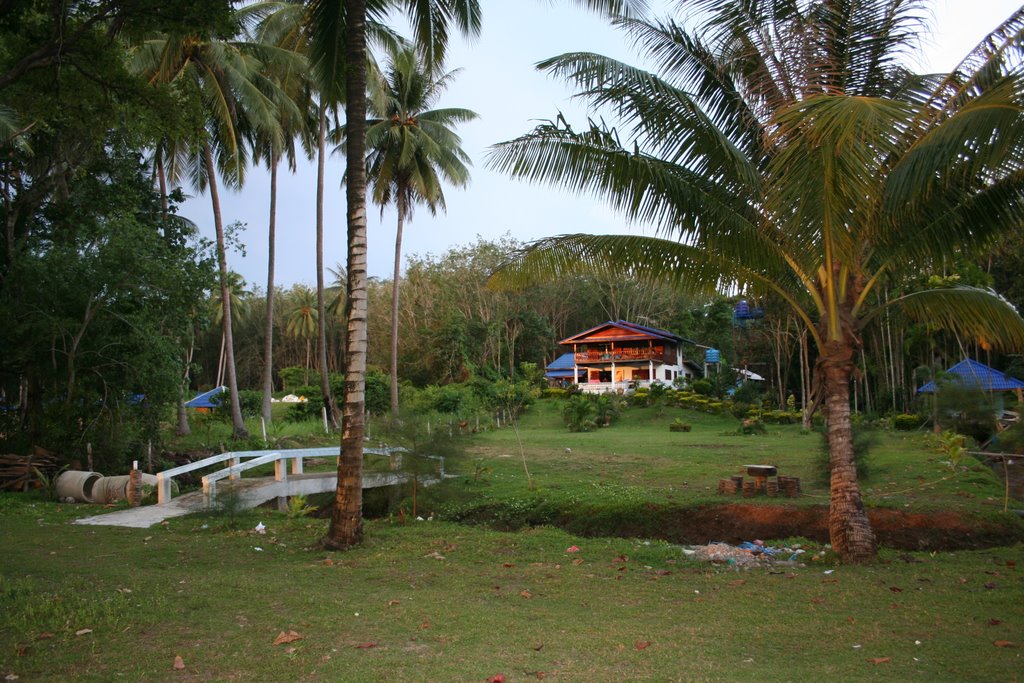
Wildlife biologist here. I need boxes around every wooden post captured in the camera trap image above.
[127,460,141,507]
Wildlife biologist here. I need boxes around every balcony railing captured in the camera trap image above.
[574,347,673,364]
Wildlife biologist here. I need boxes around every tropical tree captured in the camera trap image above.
[251,8,317,425]
[487,1,1024,562]
[286,285,320,385]
[355,41,477,418]
[317,0,646,550]
[131,4,304,438]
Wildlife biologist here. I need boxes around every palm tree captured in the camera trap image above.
[487,1,1024,562]
[318,0,643,550]
[349,42,477,418]
[250,7,317,425]
[286,285,320,385]
[131,4,304,438]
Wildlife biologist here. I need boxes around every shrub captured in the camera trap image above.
[738,417,766,435]
[541,387,570,399]
[690,379,714,396]
[730,401,752,419]
[893,413,924,431]
[815,427,877,485]
[563,395,598,432]
[668,418,692,432]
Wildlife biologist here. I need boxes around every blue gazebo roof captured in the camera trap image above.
[184,386,226,408]
[917,359,1024,393]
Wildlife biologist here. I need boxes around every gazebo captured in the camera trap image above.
[917,359,1024,412]
[184,386,225,413]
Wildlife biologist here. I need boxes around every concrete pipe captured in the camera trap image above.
[55,471,103,503]
[91,473,158,503]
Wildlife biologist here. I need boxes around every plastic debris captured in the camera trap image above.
[255,522,266,534]
[688,541,813,568]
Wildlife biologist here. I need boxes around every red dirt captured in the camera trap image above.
[667,504,1022,550]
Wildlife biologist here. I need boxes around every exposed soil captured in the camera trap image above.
[607,503,1024,551]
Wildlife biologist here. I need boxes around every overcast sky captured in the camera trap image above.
[179,0,1024,290]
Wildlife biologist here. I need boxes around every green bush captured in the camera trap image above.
[668,418,692,432]
[563,395,598,432]
[541,387,570,399]
[737,417,766,435]
[730,401,752,419]
[690,379,714,396]
[893,413,924,431]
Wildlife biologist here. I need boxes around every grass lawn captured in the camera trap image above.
[2,399,1022,681]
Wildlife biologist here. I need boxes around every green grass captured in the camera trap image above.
[1,503,1021,682]
[3,398,1021,681]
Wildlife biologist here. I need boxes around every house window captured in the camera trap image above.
[664,369,671,380]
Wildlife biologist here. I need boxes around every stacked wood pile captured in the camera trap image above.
[0,450,60,491]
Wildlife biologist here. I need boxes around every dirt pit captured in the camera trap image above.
[659,504,1022,551]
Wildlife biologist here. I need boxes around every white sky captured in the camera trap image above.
[180,0,1024,289]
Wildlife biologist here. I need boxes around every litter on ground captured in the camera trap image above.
[688,541,821,568]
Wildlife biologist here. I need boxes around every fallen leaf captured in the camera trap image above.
[520,590,533,599]
[729,579,747,587]
[420,621,431,630]
[988,619,1003,626]
[503,563,514,568]
[635,640,652,651]
[993,640,1016,648]
[889,586,903,593]
[17,646,28,657]
[572,558,584,566]
[487,675,506,683]
[284,647,297,654]
[172,655,185,670]
[655,570,672,576]
[75,628,92,636]
[387,599,400,607]
[565,546,580,553]
[354,642,378,649]
[810,597,824,605]
[867,657,891,665]
[36,632,54,641]
[785,573,797,579]
[984,582,997,590]
[533,643,544,651]
[1006,560,1016,568]
[273,630,302,646]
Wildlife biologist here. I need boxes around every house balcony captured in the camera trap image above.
[574,348,674,364]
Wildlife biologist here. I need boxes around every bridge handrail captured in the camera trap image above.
[155,445,397,504]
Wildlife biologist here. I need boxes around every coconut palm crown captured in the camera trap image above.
[486,0,1024,563]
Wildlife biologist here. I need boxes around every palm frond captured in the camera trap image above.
[865,286,1024,352]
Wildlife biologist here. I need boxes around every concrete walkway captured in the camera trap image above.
[72,471,433,528]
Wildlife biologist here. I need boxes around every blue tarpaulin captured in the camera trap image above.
[917,359,1024,393]
[184,386,225,408]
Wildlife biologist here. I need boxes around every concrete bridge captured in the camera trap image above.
[73,446,440,529]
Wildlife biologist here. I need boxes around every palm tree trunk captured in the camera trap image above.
[323,0,367,550]
[261,155,279,425]
[821,339,876,563]
[316,101,339,428]
[389,195,406,419]
[204,141,248,439]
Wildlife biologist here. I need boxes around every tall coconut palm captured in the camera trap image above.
[317,0,647,551]
[345,42,477,418]
[286,285,320,385]
[250,7,317,426]
[487,1,1024,562]
[314,0,486,550]
[131,5,304,438]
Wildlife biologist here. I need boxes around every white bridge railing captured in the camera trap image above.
[155,446,442,506]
